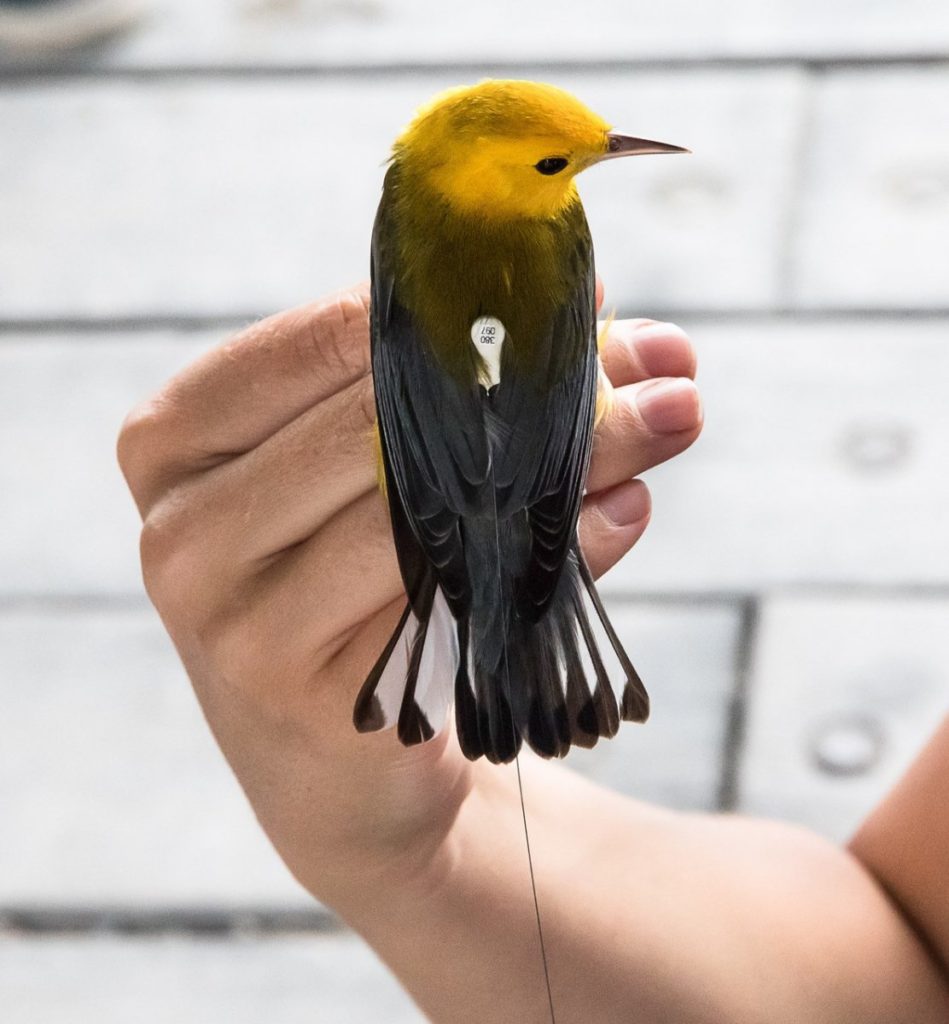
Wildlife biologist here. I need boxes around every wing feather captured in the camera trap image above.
[366,183,624,760]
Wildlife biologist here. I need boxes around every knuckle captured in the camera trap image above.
[203,607,271,692]
[195,593,306,708]
[288,286,371,382]
[139,484,258,649]
[336,283,372,332]
[600,325,645,378]
[116,398,165,486]
[140,512,266,690]
[578,502,607,542]
[356,376,377,431]
[139,498,179,568]
[138,491,210,612]
[591,504,623,542]
[600,388,642,440]
[138,503,186,603]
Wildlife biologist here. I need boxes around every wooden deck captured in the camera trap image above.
[1,2,947,1018]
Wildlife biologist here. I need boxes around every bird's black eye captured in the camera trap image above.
[534,156,568,176]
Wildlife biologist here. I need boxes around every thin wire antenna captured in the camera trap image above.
[490,473,557,1024]
[514,748,557,1023]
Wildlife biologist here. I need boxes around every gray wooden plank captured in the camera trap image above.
[739,595,949,843]
[0,70,803,318]
[568,603,740,810]
[0,606,308,907]
[793,68,949,309]
[600,316,949,594]
[0,933,423,1024]
[5,316,949,598]
[4,0,949,68]
[0,333,212,596]
[0,603,738,905]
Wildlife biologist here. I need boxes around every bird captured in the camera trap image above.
[353,80,687,765]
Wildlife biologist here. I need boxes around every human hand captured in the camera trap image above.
[117,281,702,914]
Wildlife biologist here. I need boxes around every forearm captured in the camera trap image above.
[340,759,949,1024]
[850,715,949,977]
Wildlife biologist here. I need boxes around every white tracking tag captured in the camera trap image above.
[470,315,506,389]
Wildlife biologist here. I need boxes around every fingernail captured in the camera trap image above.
[599,480,650,527]
[636,378,701,434]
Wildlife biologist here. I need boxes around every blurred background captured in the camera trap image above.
[1,0,947,1020]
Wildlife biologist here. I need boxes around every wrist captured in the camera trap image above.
[280,731,474,916]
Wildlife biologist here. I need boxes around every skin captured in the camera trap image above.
[118,282,949,1024]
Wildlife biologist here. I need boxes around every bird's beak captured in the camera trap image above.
[599,132,690,161]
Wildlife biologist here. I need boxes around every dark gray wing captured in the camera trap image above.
[489,212,598,623]
[370,216,489,617]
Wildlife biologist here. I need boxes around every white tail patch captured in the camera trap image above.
[370,609,419,730]
[413,589,457,735]
[365,591,456,737]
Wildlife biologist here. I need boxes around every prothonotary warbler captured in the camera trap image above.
[354,80,687,765]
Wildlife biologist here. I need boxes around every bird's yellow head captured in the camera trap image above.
[392,80,686,222]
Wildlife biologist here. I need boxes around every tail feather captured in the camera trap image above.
[397,590,435,746]
[410,588,457,739]
[558,615,601,750]
[473,658,519,765]
[354,546,648,763]
[577,554,649,723]
[393,577,438,745]
[353,601,413,733]
[352,576,453,744]
[453,625,519,764]
[571,578,621,741]
[453,545,646,764]
[453,618,484,760]
[522,634,571,759]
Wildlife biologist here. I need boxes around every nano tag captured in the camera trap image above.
[470,315,506,388]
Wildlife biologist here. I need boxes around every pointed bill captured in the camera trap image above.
[600,132,690,160]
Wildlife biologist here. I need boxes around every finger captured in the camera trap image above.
[579,479,651,579]
[599,319,696,388]
[193,375,378,565]
[586,376,702,494]
[120,284,371,512]
[253,489,405,665]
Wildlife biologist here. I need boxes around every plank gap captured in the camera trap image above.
[5,308,949,338]
[0,905,341,937]
[2,55,949,82]
[717,596,760,811]
[0,594,150,612]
